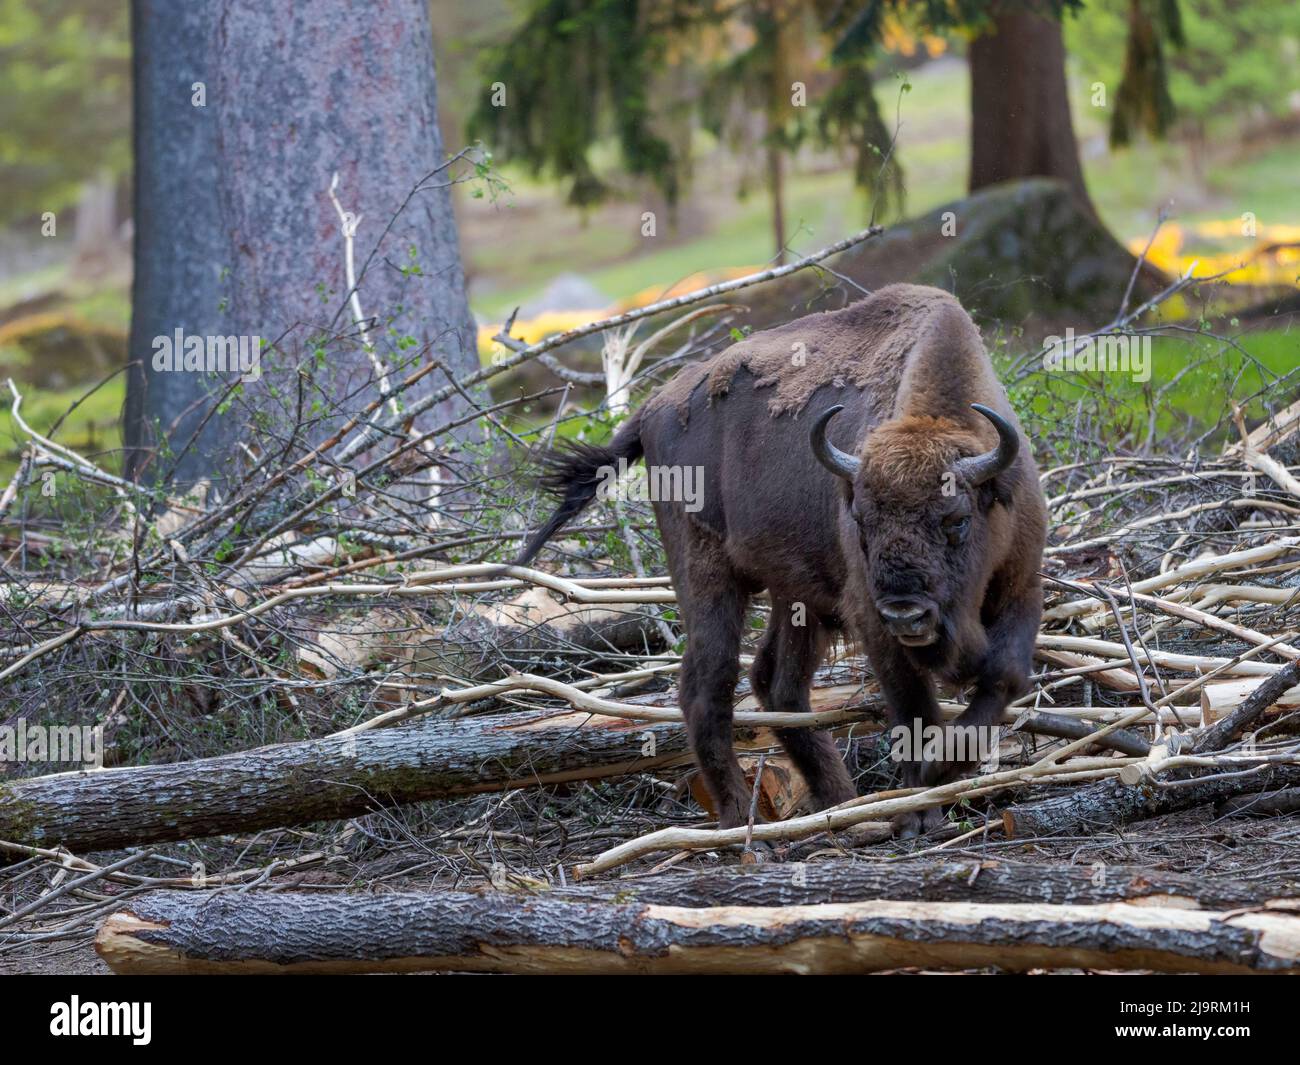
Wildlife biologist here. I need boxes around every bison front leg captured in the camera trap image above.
[870,640,947,838]
[931,593,1040,787]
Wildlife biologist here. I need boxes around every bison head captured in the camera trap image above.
[810,403,1018,651]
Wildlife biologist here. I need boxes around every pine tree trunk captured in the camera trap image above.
[553,859,1269,910]
[69,172,120,280]
[967,7,1094,212]
[125,0,478,487]
[1003,765,1300,838]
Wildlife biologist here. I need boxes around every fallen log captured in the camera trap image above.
[2,667,1150,855]
[94,888,1300,974]
[1217,787,1300,819]
[0,709,690,854]
[1002,764,1300,838]
[554,858,1270,910]
[1017,710,1149,757]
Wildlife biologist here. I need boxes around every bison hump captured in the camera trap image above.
[642,284,981,426]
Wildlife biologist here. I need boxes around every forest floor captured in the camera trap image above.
[6,769,1299,976]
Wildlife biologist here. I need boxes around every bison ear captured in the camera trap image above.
[977,477,1015,512]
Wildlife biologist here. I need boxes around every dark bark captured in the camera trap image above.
[1002,765,1300,838]
[95,887,1300,974]
[0,711,687,854]
[1217,787,1300,819]
[1022,711,1149,757]
[126,0,478,487]
[125,1,225,483]
[968,7,1093,212]
[556,859,1270,910]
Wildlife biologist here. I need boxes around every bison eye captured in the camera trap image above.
[945,515,970,545]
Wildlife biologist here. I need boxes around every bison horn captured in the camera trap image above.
[954,403,1019,486]
[810,405,860,483]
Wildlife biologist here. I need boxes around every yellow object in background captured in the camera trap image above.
[1130,220,1300,288]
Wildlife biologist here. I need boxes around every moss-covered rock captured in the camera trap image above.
[738,178,1166,334]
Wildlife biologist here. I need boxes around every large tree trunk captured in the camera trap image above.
[125,1,224,484]
[126,0,478,487]
[95,889,1300,974]
[0,711,688,854]
[967,6,1093,212]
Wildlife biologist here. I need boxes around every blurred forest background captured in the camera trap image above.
[0,0,1298,476]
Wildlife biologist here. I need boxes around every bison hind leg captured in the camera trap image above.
[752,603,857,812]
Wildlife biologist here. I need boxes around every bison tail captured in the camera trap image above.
[514,409,645,565]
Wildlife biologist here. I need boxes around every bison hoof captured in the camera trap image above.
[892,806,946,839]
[843,821,894,847]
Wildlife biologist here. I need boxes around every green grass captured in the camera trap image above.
[1013,328,1299,446]
[0,377,124,482]
[1148,328,1299,429]
[67,285,131,330]
[0,263,66,307]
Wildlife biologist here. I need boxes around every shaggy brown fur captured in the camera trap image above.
[644,284,994,425]
[519,284,1048,839]
[861,416,984,503]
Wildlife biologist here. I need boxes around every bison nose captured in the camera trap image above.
[877,598,938,646]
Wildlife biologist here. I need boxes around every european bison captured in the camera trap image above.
[518,284,1047,837]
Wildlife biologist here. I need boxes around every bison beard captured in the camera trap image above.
[518,284,1048,839]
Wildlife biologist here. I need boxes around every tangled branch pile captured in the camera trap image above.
[3,229,1300,973]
